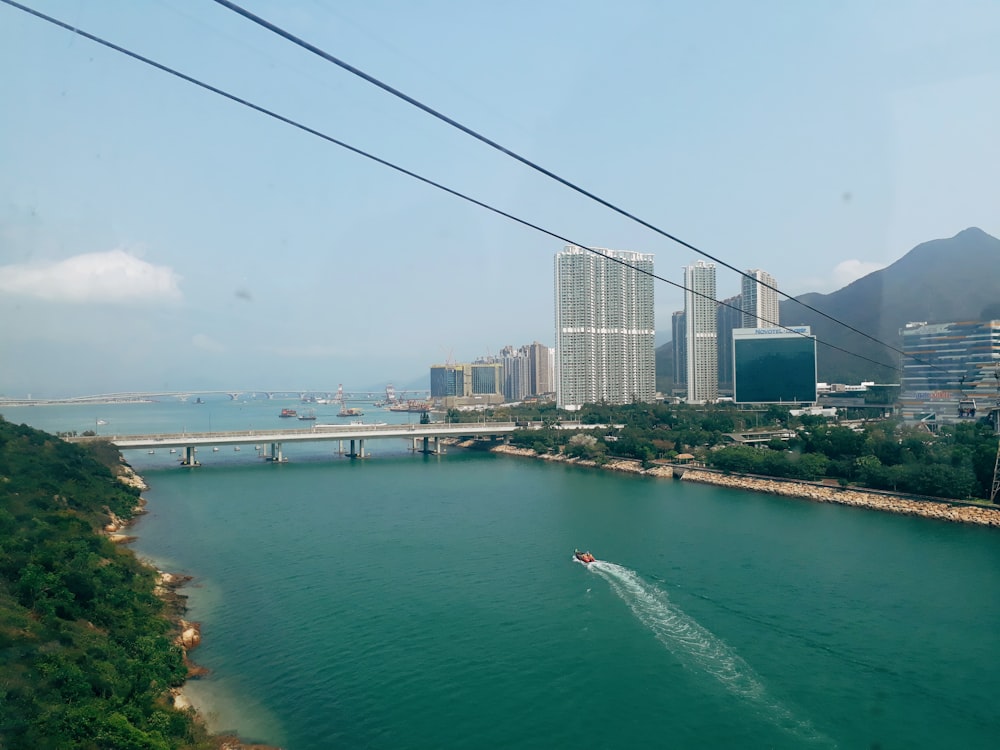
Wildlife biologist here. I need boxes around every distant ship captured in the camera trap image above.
[338,405,364,417]
[298,409,317,421]
[279,408,297,418]
[388,400,433,413]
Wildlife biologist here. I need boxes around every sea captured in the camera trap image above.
[4,397,1000,749]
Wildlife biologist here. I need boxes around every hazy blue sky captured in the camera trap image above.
[2,0,998,396]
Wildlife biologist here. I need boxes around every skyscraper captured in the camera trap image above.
[554,245,655,410]
[717,294,743,393]
[528,341,554,396]
[684,260,718,403]
[671,310,687,392]
[741,269,780,328]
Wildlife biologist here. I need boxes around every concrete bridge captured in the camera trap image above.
[67,422,518,465]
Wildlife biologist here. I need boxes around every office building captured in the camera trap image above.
[554,245,655,410]
[899,320,1000,425]
[741,269,780,328]
[430,362,505,408]
[684,261,718,403]
[733,327,817,404]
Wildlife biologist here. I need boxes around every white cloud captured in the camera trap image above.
[831,259,886,288]
[192,333,226,353]
[0,249,182,303]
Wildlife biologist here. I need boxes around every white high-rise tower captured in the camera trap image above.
[684,260,718,403]
[554,246,655,410]
[741,269,780,328]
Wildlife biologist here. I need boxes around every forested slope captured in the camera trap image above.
[0,417,211,749]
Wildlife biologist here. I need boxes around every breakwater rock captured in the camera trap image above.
[491,444,674,478]
[682,469,1000,527]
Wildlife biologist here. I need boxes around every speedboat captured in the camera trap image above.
[574,550,596,564]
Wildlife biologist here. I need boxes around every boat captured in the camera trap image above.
[338,405,364,417]
[96,419,109,425]
[212,447,219,452]
[169,448,177,454]
[574,550,596,565]
[388,399,433,412]
[148,450,155,454]
[234,446,241,451]
[279,408,297,418]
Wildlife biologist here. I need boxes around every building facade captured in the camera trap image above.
[717,294,743,394]
[732,326,817,404]
[529,341,554,396]
[498,346,531,402]
[671,310,686,391]
[741,269,780,328]
[684,260,718,403]
[899,320,1000,425]
[554,245,655,410]
[429,362,505,408]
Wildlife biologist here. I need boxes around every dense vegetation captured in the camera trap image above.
[0,417,213,749]
[451,402,1000,502]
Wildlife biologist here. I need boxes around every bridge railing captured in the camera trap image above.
[71,421,519,443]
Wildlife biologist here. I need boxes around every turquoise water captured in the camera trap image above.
[6,402,1000,748]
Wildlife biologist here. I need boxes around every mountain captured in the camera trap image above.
[655,227,1000,389]
[779,227,1000,383]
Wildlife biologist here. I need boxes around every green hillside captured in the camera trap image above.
[0,417,213,749]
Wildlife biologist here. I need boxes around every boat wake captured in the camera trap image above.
[590,560,834,746]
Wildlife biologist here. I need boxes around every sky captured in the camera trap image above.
[1,0,999,397]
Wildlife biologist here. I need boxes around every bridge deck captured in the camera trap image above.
[67,422,517,449]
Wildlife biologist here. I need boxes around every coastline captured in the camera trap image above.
[490,444,1000,527]
[110,462,283,750]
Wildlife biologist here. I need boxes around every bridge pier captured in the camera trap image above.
[419,436,444,455]
[346,438,367,458]
[267,442,285,463]
[180,446,200,467]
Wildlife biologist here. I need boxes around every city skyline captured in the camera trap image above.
[2,2,999,396]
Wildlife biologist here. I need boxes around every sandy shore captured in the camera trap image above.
[490,444,1000,527]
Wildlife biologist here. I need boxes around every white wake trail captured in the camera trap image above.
[590,560,834,746]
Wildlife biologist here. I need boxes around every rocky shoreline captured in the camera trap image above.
[681,469,1000,527]
[109,463,283,750]
[490,444,1000,527]
[491,443,675,476]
